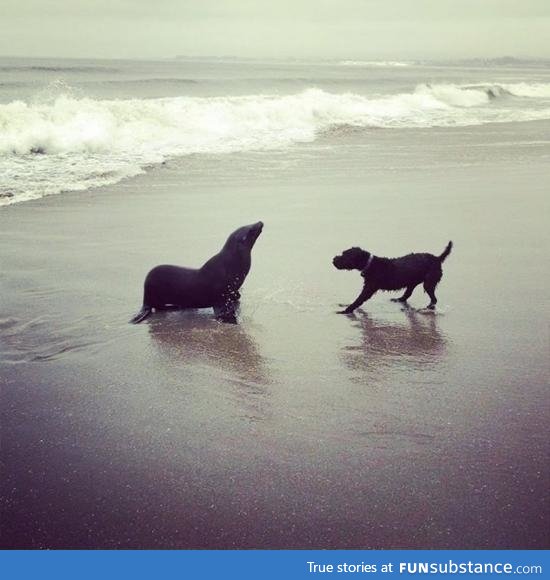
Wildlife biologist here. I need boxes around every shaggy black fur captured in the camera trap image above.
[333,241,453,313]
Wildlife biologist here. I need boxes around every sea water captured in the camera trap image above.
[1,56,550,205]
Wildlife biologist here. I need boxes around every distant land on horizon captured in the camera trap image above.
[0,54,549,67]
[172,54,550,66]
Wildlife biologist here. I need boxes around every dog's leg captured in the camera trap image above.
[425,290,437,310]
[338,284,377,314]
[391,285,417,303]
[423,268,442,310]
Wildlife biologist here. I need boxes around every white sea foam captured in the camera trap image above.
[1,82,550,205]
[499,82,550,98]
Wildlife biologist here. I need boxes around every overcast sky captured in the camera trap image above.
[1,0,549,60]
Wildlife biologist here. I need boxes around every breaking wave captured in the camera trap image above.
[2,82,550,205]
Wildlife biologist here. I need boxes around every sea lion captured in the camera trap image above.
[130,221,263,324]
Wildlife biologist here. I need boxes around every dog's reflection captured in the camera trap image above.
[342,306,447,376]
[148,311,271,421]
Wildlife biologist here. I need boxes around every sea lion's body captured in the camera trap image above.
[131,221,263,323]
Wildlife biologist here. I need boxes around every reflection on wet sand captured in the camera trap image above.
[342,306,448,376]
[148,311,271,421]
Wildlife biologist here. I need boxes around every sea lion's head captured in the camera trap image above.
[333,247,371,270]
[225,221,264,252]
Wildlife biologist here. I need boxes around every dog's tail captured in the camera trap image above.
[130,305,152,324]
[438,241,453,263]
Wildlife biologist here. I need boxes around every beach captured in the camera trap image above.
[1,58,549,549]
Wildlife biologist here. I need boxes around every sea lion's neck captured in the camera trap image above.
[201,249,251,281]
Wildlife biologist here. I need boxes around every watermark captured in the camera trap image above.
[306,560,543,575]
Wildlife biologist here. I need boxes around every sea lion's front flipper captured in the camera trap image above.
[213,300,239,324]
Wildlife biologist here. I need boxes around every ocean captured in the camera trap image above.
[1,56,550,205]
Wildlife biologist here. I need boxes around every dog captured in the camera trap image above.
[333,241,452,314]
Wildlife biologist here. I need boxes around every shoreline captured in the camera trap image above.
[1,124,549,549]
[3,117,550,211]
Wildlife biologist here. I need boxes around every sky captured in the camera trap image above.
[1,0,549,60]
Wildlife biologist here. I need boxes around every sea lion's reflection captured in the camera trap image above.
[148,311,271,421]
[342,306,447,377]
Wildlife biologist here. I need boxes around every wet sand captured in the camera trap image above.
[1,125,549,548]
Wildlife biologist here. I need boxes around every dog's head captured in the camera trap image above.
[332,247,371,271]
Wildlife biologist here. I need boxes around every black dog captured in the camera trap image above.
[333,241,452,314]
